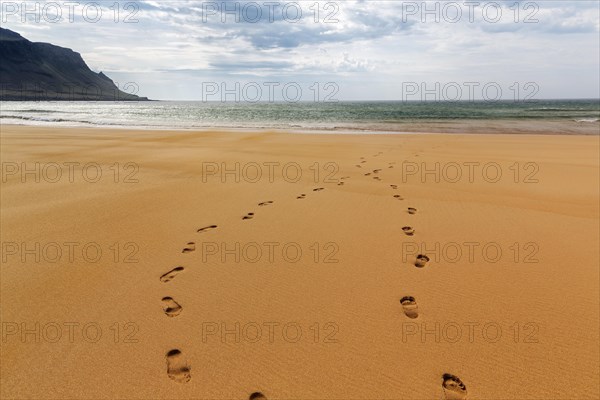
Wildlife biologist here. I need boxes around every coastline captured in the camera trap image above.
[1,117,599,136]
[2,98,599,136]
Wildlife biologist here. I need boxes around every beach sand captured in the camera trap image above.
[1,125,599,399]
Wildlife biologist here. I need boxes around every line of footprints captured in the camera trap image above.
[158,152,467,400]
[159,180,329,398]
[361,153,467,400]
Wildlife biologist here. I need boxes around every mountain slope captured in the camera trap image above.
[0,28,148,101]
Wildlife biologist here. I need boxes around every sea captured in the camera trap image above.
[1,99,599,134]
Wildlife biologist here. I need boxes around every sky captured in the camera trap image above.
[1,0,599,101]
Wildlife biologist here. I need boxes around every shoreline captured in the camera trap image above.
[3,98,599,136]
[1,118,599,136]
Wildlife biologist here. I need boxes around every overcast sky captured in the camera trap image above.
[2,0,599,100]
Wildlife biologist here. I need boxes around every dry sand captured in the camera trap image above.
[1,125,599,399]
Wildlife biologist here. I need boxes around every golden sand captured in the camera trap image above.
[1,125,599,399]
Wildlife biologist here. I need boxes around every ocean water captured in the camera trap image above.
[1,100,599,133]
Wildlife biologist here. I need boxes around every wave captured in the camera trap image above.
[0,114,120,126]
[2,114,83,122]
[15,109,59,113]
[7,109,92,115]
[574,118,600,123]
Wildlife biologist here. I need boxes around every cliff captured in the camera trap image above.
[0,28,149,101]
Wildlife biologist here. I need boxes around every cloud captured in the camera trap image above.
[210,60,296,72]
[1,0,598,99]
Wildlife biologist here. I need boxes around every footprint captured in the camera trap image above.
[400,296,419,319]
[402,226,415,236]
[197,225,218,233]
[390,184,398,189]
[364,173,372,176]
[373,177,381,181]
[338,182,345,186]
[243,213,255,220]
[297,194,306,200]
[182,242,195,253]
[259,201,274,207]
[394,195,404,200]
[408,207,417,215]
[361,160,366,164]
[356,165,362,168]
[160,266,184,283]
[415,254,430,268]
[162,297,182,317]
[249,393,267,400]
[313,188,325,192]
[166,349,191,383]
[442,374,467,399]
[373,169,382,174]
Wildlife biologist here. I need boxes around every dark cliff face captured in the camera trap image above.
[0,28,148,101]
